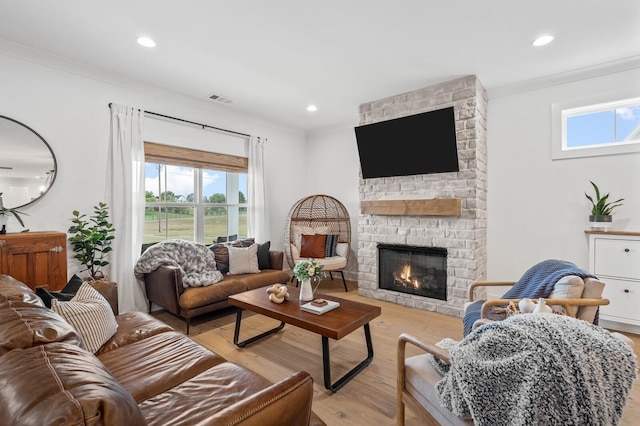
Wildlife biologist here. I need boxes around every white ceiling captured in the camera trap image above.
[1,1,639,132]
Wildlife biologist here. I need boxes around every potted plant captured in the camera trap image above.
[0,192,28,234]
[293,258,324,302]
[67,202,115,280]
[585,181,624,231]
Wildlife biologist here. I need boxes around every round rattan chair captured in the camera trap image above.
[284,194,351,291]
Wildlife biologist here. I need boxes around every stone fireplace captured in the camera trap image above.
[357,75,488,317]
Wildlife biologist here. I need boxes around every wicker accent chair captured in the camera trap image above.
[284,194,351,291]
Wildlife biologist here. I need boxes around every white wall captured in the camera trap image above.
[306,126,361,280]
[486,66,640,283]
[0,46,308,276]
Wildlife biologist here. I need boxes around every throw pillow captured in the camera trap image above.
[35,274,85,308]
[209,243,230,274]
[549,275,585,317]
[324,234,339,257]
[257,241,272,270]
[300,234,327,258]
[228,244,260,274]
[291,225,329,250]
[35,287,74,308]
[61,274,84,294]
[51,282,118,354]
[234,238,256,248]
[215,234,238,243]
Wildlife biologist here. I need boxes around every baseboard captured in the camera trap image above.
[599,319,640,336]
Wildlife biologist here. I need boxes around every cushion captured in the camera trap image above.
[209,243,231,274]
[0,298,85,356]
[62,274,85,294]
[215,234,238,243]
[35,287,74,308]
[300,234,327,258]
[35,274,85,308]
[291,225,329,250]
[324,234,339,257]
[233,238,255,248]
[549,275,585,316]
[576,277,606,323]
[257,241,272,269]
[51,282,118,354]
[228,244,260,274]
[336,242,349,258]
[0,342,146,425]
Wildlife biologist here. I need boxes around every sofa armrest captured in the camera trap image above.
[211,371,316,425]
[144,265,184,316]
[269,250,285,270]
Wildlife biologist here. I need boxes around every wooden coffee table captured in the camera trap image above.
[228,286,382,392]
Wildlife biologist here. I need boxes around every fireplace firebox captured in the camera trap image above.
[378,243,447,301]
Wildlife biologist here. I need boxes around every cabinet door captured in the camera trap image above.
[593,238,640,280]
[599,277,640,326]
[0,232,66,291]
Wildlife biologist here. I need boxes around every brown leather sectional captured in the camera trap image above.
[0,274,325,425]
[144,249,290,334]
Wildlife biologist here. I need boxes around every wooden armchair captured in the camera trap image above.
[397,333,471,425]
[466,277,610,332]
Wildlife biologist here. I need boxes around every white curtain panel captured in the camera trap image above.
[106,104,147,313]
[247,136,267,242]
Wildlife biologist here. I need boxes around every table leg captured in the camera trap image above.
[322,323,374,392]
[233,309,285,348]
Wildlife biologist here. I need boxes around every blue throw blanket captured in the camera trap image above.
[463,259,596,336]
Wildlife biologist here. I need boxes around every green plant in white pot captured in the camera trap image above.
[67,202,115,280]
[585,181,624,231]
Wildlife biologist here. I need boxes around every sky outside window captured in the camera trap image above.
[566,104,640,148]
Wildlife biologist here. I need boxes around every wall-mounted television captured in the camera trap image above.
[354,106,459,179]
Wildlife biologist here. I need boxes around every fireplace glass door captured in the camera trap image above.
[378,243,447,301]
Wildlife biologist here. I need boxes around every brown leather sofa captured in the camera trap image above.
[144,249,290,334]
[0,274,325,426]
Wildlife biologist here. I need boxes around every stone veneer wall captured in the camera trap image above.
[357,75,488,317]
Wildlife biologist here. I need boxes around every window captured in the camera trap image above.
[143,143,248,244]
[552,95,640,160]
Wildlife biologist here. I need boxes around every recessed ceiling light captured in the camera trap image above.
[306,105,318,112]
[137,37,156,48]
[532,35,554,47]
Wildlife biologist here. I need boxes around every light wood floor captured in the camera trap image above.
[152,278,639,426]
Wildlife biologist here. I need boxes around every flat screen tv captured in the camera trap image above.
[354,106,459,179]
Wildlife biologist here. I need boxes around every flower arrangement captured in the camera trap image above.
[293,258,324,281]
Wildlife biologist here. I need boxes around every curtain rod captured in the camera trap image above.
[108,103,251,138]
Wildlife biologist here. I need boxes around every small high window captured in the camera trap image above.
[552,96,640,159]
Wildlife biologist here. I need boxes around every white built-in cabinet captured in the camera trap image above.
[586,230,640,333]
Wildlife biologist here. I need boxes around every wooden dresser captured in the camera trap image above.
[0,231,67,291]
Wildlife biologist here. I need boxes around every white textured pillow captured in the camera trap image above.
[51,282,118,353]
[549,275,585,317]
[335,242,349,258]
[228,244,260,274]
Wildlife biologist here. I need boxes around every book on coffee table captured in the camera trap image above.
[301,299,340,315]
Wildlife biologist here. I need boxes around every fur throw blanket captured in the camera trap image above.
[431,314,637,426]
[134,239,223,288]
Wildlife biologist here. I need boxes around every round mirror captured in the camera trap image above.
[0,116,57,209]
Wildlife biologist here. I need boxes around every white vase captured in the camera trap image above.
[518,298,535,314]
[299,278,314,302]
[533,297,553,314]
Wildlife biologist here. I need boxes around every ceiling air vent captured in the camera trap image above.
[209,94,233,104]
